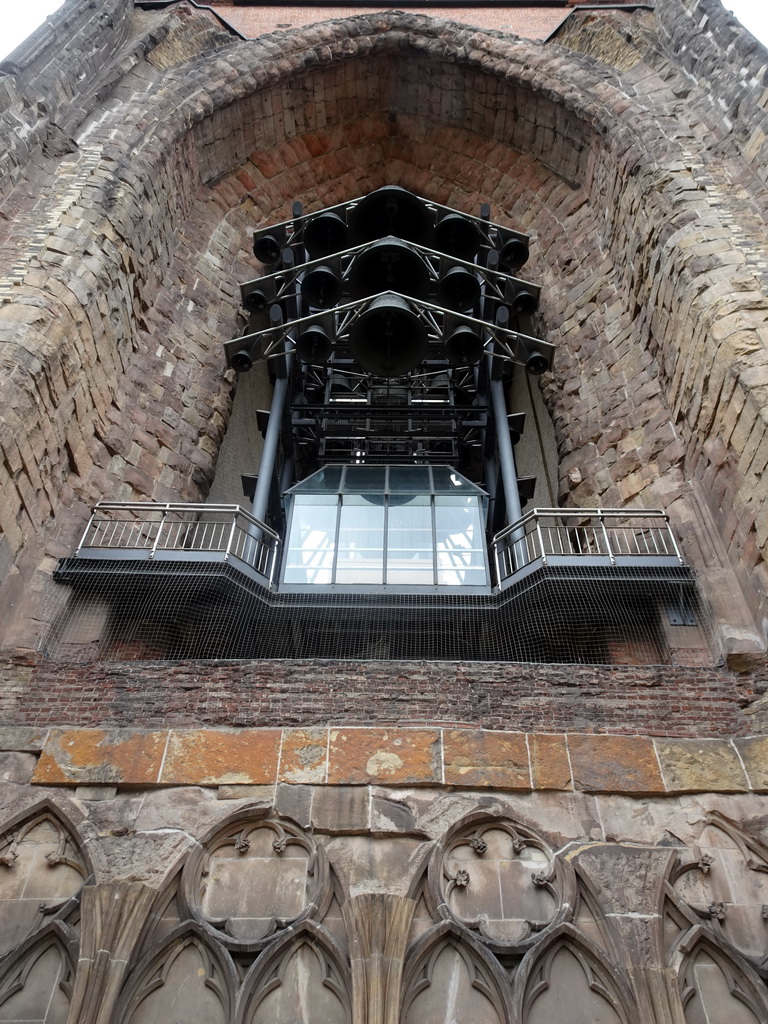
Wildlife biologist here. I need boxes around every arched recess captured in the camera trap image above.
[673,927,768,1024]
[516,924,638,1024]
[0,801,90,957]
[5,7,766,646]
[401,919,514,1024]
[236,920,351,1024]
[668,813,768,963]
[180,811,333,953]
[425,811,575,956]
[0,924,77,1024]
[115,923,237,1024]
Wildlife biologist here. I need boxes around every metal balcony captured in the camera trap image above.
[68,502,281,586]
[50,500,704,663]
[492,507,685,588]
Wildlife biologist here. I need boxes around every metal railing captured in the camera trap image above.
[75,503,281,585]
[492,507,684,587]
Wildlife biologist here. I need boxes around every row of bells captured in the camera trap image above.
[234,296,548,378]
[253,185,530,272]
[244,236,538,318]
[236,187,542,378]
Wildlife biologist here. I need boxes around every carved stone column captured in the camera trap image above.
[572,845,685,1024]
[65,881,157,1024]
[341,893,416,1024]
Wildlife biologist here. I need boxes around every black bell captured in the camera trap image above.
[230,349,254,372]
[526,351,550,375]
[434,214,482,260]
[436,266,481,312]
[349,187,433,247]
[349,293,428,377]
[301,266,342,309]
[304,212,348,258]
[505,284,539,316]
[253,233,283,265]
[499,235,530,272]
[296,325,333,364]
[243,286,272,313]
[348,238,431,300]
[446,326,484,366]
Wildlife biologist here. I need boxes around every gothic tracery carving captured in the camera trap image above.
[426,813,572,952]
[0,927,77,1024]
[182,813,331,951]
[670,813,768,962]
[676,930,768,1024]
[402,924,513,1024]
[237,922,351,1024]
[118,926,236,1024]
[518,930,634,1024]
[0,804,88,957]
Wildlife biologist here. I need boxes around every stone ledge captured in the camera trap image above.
[28,726,766,794]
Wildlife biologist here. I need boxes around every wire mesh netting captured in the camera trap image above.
[43,558,712,665]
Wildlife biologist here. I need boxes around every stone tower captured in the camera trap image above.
[1,0,768,1021]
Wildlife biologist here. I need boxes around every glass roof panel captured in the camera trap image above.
[287,465,486,496]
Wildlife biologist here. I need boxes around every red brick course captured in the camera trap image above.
[0,653,761,738]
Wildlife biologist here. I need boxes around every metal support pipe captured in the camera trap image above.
[251,368,290,525]
[490,376,522,526]
[490,372,526,570]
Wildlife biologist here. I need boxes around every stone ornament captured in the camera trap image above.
[181,811,332,951]
[0,801,89,957]
[670,812,768,963]
[0,801,766,1022]
[426,812,573,951]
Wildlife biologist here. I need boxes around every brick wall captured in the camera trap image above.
[0,653,763,737]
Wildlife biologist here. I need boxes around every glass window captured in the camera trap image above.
[388,465,431,493]
[435,496,487,586]
[335,496,384,583]
[386,496,433,584]
[343,465,386,492]
[283,467,489,588]
[283,494,337,584]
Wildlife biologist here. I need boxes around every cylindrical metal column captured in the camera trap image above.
[251,369,289,525]
[490,376,522,527]
[490,371,527,572]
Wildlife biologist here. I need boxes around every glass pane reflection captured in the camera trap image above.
[283,471,489,587]
[283,495,337,584]
[387,500,433,584]
[336,502,385,584]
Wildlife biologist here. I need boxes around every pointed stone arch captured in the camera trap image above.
[0,799,90,957]
[0,922,78,1024]
[674,927,768,1024]
[516,924,638,1024]
[236,919,351,1024]
[116,922,237,1024]
[11,4,765,648]
[401,919,514,1024]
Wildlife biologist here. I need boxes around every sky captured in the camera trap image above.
[0,0,767,61]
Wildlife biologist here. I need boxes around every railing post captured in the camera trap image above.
[535,512,546,566]
[491,537,502,585]
[224,514,238,563]
[665,512,685,565]
[149,506,170,560]
[598,509,615,565]
[75,510,97,556]
[267,538,279,587]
